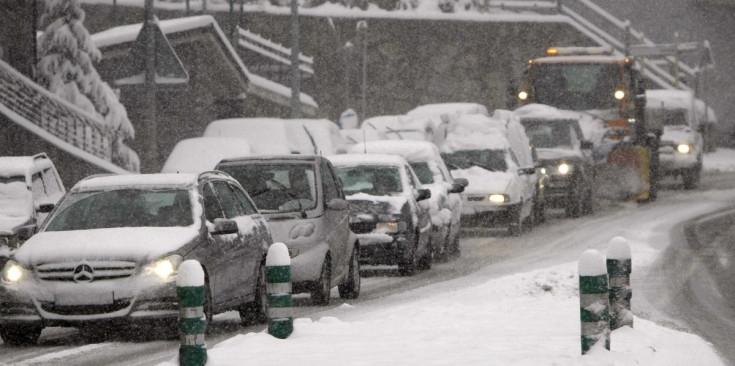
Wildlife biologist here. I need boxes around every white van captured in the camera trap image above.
[440,114,539,235]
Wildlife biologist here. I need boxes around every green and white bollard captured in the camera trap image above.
[579,249,610,354]
[607,236,633,330]
[266,242,293,339]
[176,260,207,366]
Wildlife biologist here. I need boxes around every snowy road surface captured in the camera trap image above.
[2,171,735,365]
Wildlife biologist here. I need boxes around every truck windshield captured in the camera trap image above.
[529,63,622,110]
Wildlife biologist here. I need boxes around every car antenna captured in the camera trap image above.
[363,130,367,154]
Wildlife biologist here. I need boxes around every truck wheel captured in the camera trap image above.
[682,168,699,190]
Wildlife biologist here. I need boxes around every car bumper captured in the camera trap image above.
[0,277,179,328]
[658,152,700,174]
[356,233,411,265]
[460,202,520,227]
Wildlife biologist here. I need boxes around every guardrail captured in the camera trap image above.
[0,60,117,162]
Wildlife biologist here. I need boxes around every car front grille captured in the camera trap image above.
[36,261,137,282]
[465,195,487,202]
[40,300,132,315]
[350,222,376,234]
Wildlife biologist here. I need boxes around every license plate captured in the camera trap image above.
[55,290,114,306]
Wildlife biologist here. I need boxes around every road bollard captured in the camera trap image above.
[579,249,610,354]
[607,236,633,330]
[176,260,207,366]
[266,242,293,339]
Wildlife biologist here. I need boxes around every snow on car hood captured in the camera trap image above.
[345,193,408,215]
[536,147,582,161]
[0,216,32,234]
[661,125,698,145]
[14,227,200,265]
[450,167,514,195]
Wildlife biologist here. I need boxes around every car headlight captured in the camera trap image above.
[557,163,572,175]
[677,144,691,154]
[375,214,407,234]
[144,255,183,280]
[2,260,26,283]
[488,194,508,204]
[539,167,547,175]
[614,90,625,100]
[518,91,529,101]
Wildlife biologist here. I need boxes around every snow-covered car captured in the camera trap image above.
[0,172,272,345]
[646,90,704,189]
[329,154,433,275]
[160,137,253,174]
[440,126,536,235]
[360,114,447,146]
[349,140,466,259]
[0,153,65,256]
[519,112,595,217]
[215,155,360,305]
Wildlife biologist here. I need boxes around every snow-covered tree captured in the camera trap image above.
[36,0,139,172]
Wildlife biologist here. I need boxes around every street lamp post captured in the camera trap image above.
[357,20,368,124]
[343,41,354,116]
[290,0,301,118]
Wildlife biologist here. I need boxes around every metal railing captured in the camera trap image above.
[0,60,117,162]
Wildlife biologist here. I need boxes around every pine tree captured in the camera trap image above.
[36,0,139,172]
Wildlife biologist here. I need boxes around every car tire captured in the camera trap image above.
[240,263,268,326]
[508,205,523,237]
[682,168,699,190]
[338,248,361,299]
[311,257,332,306]
[582,187,594,215]
[398,246,417,276]
[0,325,42,346]
[203,279,213,333]
[417,231,433,271]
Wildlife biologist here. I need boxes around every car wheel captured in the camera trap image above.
[449,233,461,258]
[417,231,433,271]
[508,206,523,237]
[203,279,213,332]
[682,168,699,190]
[582,188,594,215]
[240,263,268,325]
[0,325,42,346]
[565,189,582,218]
[398,245,417,276]
[338,248,361,299]
[311,257,332,306]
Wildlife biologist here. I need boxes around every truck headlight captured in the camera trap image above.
[557,163,572,175]
[488,194,508,204]
[144,255,183,280]
[677,144,691,154]
[2,260,26,283]
[518,91,529,101]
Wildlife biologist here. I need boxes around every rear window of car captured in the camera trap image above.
[45,189,194,231]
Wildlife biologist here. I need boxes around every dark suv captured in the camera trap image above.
[0,172,271,345]
[520,117,595,217]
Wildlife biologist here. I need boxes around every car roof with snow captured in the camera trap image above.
[513,103,584,121]
[645,89,695,110]
[407,102,489,117]
[218,154,321,165]
[161,137,252,174]
[0,154,55,179]
[72,173,222,192]
[349,140,442,163]
[329,154,408,168]
[441,128,510,153]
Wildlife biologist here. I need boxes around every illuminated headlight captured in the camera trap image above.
[557,163,572,175]
[375,222,407,234]
[677,144,691,154]
[488,194,508,204]
[614,90,625,100]
[540,167,547,175]
[518,91,529,101]
[144,255,183,280]
[2,260,26,283]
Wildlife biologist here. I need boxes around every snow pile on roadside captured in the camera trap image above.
[703,148,735,172]
[158,261,723,366]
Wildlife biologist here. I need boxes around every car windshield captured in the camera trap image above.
[529,63,622,110]
[219,163,317,213]
[521,119,574,149]
[45,189,193,231]
[441,150,507,172]
[336,165,402,196]
[408,162,434,184]
[0,180,32,219]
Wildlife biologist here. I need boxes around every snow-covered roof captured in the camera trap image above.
[74,173,199,191]
[91,15,317,112]
[407,102,489,117]
[328,153,407,167]
[204,118,293,155]
[645,89,695,110]
[513,103,584,121]
[161,137,252,174]
[441,128,510,153]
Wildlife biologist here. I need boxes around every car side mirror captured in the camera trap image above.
[211,219,239,235]
[16,224,37,241]
[448,183,465,194]
[414,188,431,201]
[35,202,55,213]
[580,140,594,150]
[326,198,349,211]
[518,167,536,176]
[453,178,469,188]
